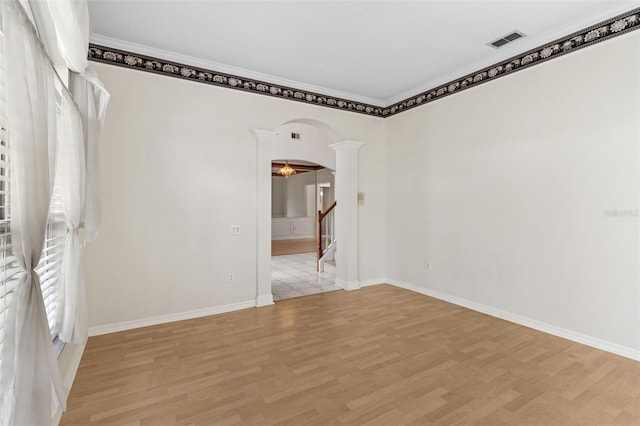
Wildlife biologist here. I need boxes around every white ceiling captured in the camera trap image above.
[88,0,640,106]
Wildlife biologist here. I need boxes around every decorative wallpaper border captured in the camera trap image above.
[385,7,640,116]
[87,45,385,117]
[88,7,640,118]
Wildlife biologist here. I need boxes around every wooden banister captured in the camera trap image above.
[317,201,337,270]
[318,201,336,222]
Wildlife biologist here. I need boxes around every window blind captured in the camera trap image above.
[42,81,69,335]
[0,24,67,356]
[0,22,10,356]
[40,216,66,334]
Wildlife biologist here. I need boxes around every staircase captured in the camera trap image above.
[318,239,336,273]
[317,200,336,272]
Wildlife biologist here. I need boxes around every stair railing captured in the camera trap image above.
[317,200,336,271]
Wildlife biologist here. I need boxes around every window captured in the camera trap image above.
[40,201,66,335]
[0,25,67,359]
[0,22,10,356]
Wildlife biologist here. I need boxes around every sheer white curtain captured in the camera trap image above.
[26,0,109,344]
[31,0,109,343]
[71,68,109,244]
[28,0,89,73]
[54,92,86,344]
[0,1,65,424]
[54,69,109,344]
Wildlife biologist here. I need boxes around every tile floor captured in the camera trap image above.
[271,252,340,301]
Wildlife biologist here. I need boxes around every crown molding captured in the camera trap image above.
[88,7,640,119]
[90,34,386,107]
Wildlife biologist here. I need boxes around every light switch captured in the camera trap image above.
[231,225,240,234]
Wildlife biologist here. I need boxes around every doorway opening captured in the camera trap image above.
[252,119,364,307]
[270,161,339,301]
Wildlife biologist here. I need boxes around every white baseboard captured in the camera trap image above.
[88,300,256,336]
[335,278,360,291]
[384,278,640,361]
[256,293,274,307]
[359,277,387,287]
[51,341,86,425]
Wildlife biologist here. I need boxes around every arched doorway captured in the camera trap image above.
[270,159,337,300]
[252,119,364,306]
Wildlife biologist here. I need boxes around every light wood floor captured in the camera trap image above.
[271,238,316,256]
[61,285,639,425]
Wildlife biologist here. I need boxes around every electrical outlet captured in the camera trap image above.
[426,262,432,271]
[228,273,234,281]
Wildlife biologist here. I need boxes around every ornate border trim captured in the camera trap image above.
[88,8,639,119]
[385,8,640,116]
[87,45,385,117]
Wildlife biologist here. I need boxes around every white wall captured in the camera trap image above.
[317,168,335,211]
[271,175,286,217]
[317,168,334,185]
[85,62,387,329]
[285,171,317,217]
[272,122,337,170]
[385,31,640,353]
[86,28,637,358]
[273,170,332,218]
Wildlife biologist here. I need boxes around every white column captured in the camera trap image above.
[252,129,275,306]
[331,140,364,290]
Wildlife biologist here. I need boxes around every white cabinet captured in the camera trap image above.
[272,217,315,240]
[272,221,293,238]
[293,219,315,236]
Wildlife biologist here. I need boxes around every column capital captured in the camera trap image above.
[330,140,365,152]
[250,128,277,142]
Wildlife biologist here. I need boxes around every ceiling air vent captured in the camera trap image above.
[488,31,525,48]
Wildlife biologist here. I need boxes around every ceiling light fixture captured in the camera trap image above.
[278,161,296,178]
